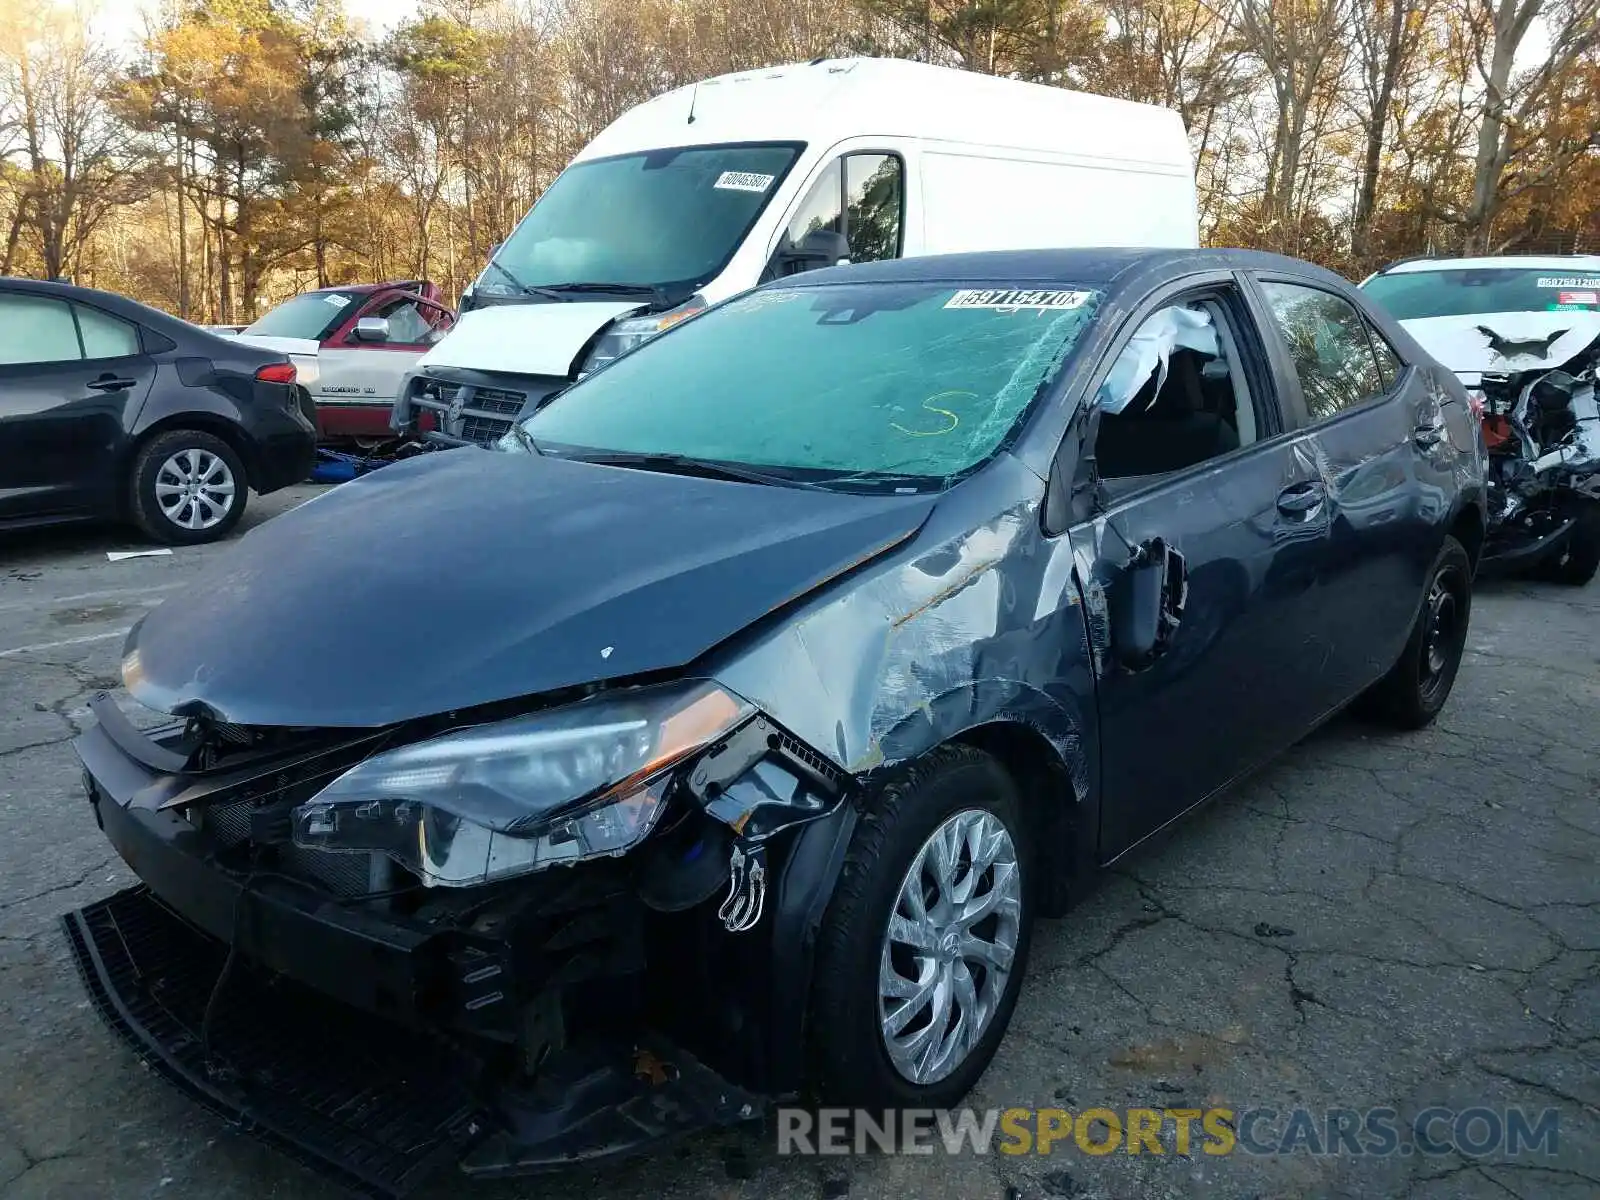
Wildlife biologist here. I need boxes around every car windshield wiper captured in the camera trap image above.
[558,450,828,490]
[503,422,541,455]
[540,281,671,306]
[484,260,571,303]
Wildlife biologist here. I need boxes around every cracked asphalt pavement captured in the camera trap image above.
[0,488,1595,1200]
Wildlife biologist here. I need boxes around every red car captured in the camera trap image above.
[234,281,455,445]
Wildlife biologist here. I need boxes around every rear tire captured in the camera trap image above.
[1356,535,1472,730]
[1537,502,1600,586]
[808,745,1033,1111]
[129,429,249,546]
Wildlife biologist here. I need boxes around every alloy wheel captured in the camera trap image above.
[878,807,1023,1086]
[155,448,236,532]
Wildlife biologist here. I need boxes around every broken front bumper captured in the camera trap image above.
[64,710,852,1194]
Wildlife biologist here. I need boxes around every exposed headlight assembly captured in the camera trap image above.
[291,681,752,888]
[577,296,706,377]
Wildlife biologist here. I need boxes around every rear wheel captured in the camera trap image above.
[129,429,249,545]
[808,745,1033,1110]
[1356,535,1472,729]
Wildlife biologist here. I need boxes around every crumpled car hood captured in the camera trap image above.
[121,450,934,727]
[1400,311,1600,377]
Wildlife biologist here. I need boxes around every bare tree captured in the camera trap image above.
[1460,0,1600,251]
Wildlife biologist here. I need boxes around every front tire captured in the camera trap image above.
[129,429,249,546]
[1537,502,1600,586]
[1357,535,1472,729]
[808,744,1033,1110]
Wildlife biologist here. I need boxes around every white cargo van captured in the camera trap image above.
[393,56,1199,445]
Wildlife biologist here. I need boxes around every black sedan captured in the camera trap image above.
[64,249,1486,1193]
[0,278,316,544]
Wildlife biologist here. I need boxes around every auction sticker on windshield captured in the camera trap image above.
[945,289,1094,312]
[1557,291,1598,306]
[715,171,776,192]
[1537,276,1600,289]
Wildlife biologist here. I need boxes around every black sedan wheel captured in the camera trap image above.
[1358,535,1472,729]
[129,429,249,545]
[807,744,1033,1110]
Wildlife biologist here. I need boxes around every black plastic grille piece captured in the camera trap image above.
[63,886,487,1198]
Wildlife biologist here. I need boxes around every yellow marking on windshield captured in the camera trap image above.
[891,390,975,438]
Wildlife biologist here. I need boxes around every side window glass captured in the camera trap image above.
[372,298,433,345]
[1365,322,1404,391]
[1093,298,1257,482]
[75,305,140,359]
[1259,281,1388,420]
[784,159,842,247]
[845,154,902,262]
[0,295,83,365]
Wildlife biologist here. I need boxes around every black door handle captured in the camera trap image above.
[1276,481,1326,517]
[87,376,137,392]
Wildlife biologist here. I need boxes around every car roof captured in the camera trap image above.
[1375,255,1600,275]
[780,247,1352,292]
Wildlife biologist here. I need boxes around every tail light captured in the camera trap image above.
[255,362,297,385]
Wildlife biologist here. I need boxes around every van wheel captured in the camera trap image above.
[808,745,1033,1110]
[1356,535,1472,730]
[1536,503,1600,586]
[129,430,249,545]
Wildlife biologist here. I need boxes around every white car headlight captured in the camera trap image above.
[578,296,706,377]
[291,681,752,887]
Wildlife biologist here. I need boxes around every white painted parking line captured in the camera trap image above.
[0,584,181,616]
[0,630,126,659]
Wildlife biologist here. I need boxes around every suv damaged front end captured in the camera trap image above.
[68,676,854,1195]
[1471,341,1600,580]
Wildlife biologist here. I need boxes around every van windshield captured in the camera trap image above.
[480,143,802,298]
[516,281,1103,489]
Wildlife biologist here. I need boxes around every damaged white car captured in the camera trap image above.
[1363,256,1600,584]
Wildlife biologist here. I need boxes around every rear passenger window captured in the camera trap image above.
[75,305,140,359]
[0,294,82,365]
[1259,281,1391,420]
[1366,324,1404,391]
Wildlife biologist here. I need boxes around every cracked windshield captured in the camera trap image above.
[518,282,1102,485]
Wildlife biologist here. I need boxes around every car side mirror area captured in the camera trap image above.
[1108,537,1187,671]
[352,316,391,343]
[770,228,851,278]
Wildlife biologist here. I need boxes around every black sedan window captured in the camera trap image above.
[0,294,82,364]
[1259,281,1391,420]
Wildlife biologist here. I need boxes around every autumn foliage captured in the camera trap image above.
[2,0,1596,323]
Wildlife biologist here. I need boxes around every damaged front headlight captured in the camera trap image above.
[291,681,753,887]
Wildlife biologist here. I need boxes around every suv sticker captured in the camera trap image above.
[323,293,351,307]
[715,171,775,193]
[945,289,1093,312]
[1557,290,1598,306]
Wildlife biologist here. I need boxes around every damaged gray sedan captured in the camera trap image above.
[65,248,1486,1196]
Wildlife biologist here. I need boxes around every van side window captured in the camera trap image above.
[786,160,843,247]
[845,154,903,262]
[1259,281,1391,420]
[1092,296,1259,485]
